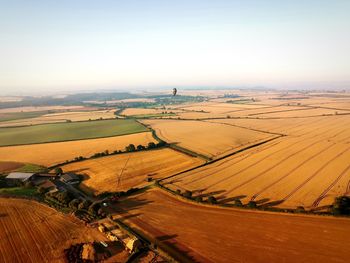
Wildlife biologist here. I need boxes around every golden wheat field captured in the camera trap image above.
[162,113,350,209]
[0,110,117,127]
[61,148,203,195]
[0,105,89,113]
[0,132,156,166]
[0,198,107,263]
[142,119,275,159]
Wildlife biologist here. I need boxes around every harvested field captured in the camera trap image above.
[61,148,203,195]
[0,106,88,113]
[0,198,107,263]
[142,119,275,158]
[0,162,24,173]
[121,108,180,117]
[0,110,117,127]
[0,132,156,166]
[112,188,350,263]
[162,114,350,209]
[0,119,147,146]
[122,108,163,116]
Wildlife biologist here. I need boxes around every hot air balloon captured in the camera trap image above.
[172,88,177,96]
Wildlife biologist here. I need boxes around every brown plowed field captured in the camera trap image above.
[0,198,107,263]
[112,188,350,263]
[61,148,203,195]
[0,132,156,166]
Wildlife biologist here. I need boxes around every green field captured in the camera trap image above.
[0,111,47,122]
[0,187,37,197]
[0,119,148,146]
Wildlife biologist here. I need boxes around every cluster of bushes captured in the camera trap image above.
[175,189,218,204]
[97,187,141,199]
[44,190,75,210]
[43,190,105,219]
[0,177,8,188]
[331,196,350,215]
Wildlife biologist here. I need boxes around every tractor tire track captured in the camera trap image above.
[312,164,350,208]
[251,142,336,201]
[223,138,329,196]
[283,147,350,201]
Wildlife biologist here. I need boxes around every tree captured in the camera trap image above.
[56,191,71,205]
[208,196,217,204]
[296,206,305,213]
[332,196,350,215]
[195,196,203,202]
[88,202,101,216]
[183,190,192,199]
[234,199,243,207]
[54,167,63,176]
[247,201,257,208]
[37,186,47,194]
[137,145,145,151]
[69,199,80,210]
[125,144,136,152]
[78,199,91,210]
[24,181,33,189]
[147,142,156,149]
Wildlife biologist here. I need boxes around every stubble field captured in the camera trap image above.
[113,188,350,263]
[61,148,203,195]
[142,119,275,159]
[0,198,107,263]
[0,132,156,166]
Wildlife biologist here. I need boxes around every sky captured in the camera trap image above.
[0,0,349,93]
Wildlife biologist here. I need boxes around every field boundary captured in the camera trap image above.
[159,135,284,183]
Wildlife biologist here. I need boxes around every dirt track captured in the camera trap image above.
[114,188,350,263]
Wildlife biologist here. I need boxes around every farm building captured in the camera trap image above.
[38,180,58,192]
[5,172,36,185]
[61,173,80,184]
[98,220,141,253]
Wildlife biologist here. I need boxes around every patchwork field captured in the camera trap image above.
[0,132,156,166]
[0,119,147,146]
[0,109,117,127]
[0,198,107,263]
[162,114,350,209]
[112,188,350,263]
[61,148,203,195]
[142,119,276,159]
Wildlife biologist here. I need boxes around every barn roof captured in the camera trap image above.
[6,172,35,181]
[61,173,79,182]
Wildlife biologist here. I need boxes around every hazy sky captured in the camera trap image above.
[1,0,349,92]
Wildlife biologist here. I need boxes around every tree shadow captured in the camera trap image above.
[217,195,247,204]
[106,193,154,216]
[259,200,284,208]
[196,190,226,198]
[255,198,270,205]
[156,234,178,242]
[119,213,142,220]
